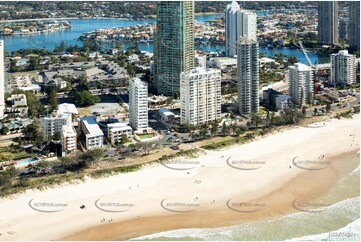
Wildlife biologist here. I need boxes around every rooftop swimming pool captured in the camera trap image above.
[16,157,38,165]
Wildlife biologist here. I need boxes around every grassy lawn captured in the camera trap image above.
[137,134,154,139]
[0,140,18,147]
[77,107,92,116]
[259,107,266,116]
[0,151,30,161]
[194,136,234,147]
[10,70,38,77]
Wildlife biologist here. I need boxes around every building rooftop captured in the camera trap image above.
[84,67,104,77]
[238,37,258,44]
[81,117,104,137]
[227,1,240,13]
[185,67,221,75]
[291,63,312,71]
[62,124,76,136]
[214,57,237,61]
[79,115,97,125]
[107,122,130,128]
[58,103,78,115]
[130,77,147,87]
[109,125,133,132]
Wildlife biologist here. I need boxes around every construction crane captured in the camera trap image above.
[299,41,318,81]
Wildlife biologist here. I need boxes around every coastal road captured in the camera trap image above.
[304,93,360,116]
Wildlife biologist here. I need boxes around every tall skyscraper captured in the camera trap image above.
[339,18,349,40]
[318,1,339,45]
[237,37,259,115]
[129,78,148,133]
[349,1,360,51]
[180,67,221,125]
[225,1,257,57]
[0,40,5,119]
[331,50,356,85]
[288,63,314,107]
[154,1,195,98]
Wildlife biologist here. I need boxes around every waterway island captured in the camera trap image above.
[78,20,225,45]
[0,20,72,36]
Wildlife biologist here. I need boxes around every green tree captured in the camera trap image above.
[199,124,208,139]
[326,103,331,114]
[302,106,307,116]
[275,53,285,64]
[287,55,299,66]
[0,165,18,186]
[120,134,129,144]
[22,120,45,144]
[251,113,262,128]
[221,122,229,135]
[53,131,61,141]
[10,59,19,72]
[78,148,104,167]
[127,64,135,77]
[0,126,9,135]
[353,105,360,113]
[28,56,40,70]
[11,90,44,117]
[59,40,66,53]
[48,88,58,112]
[74,90,100,107]
[210,120,219,136]
[313,108,318,116]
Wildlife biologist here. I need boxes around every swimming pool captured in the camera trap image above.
[16,157,38,165]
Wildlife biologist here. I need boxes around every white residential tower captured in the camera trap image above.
[288,63,314,107]
[180,67,221,125]
[129,78,148,133]
[237,37,259,115]
[225,1,257,57]
[330,50,357,85]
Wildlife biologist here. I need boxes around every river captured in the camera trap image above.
[0,13,328,64]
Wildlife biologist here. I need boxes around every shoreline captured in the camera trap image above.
[62,150,360,241]
[0,17,78,23]
[0,115,359,240]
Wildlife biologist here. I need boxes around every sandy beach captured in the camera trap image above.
[0,115,359,240]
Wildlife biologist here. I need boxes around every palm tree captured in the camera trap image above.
[210,120,219,136]
[221,122,229,136]
[326,103,331,114]
[314,108,318,116]
[251,113,262,128]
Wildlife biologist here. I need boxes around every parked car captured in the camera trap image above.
[170,145,179,150]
